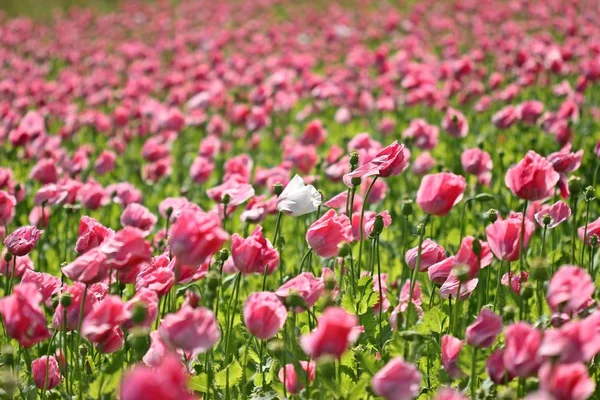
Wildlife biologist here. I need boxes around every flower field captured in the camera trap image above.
[0,0,600,399]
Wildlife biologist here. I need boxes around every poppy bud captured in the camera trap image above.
[452,263,470,283]
[60,292,73,307]
[206,271,219,291]
[284,291,307,310]
[472,238,482,257]
[349,152,359,168]
[401,200,413,216]
[530,258,549,281]
[131,301,148,324]
[338,243,350,258]
[584,186,596,202]
[521,282,534,299]
[351,177,361,187]
[217,248,230,262]
[273,183,284,196]
[4,252,11,263]
[591,234,599,247]
[488,209,498,223]
[222,193,231,205]
[502,305,516,322]
[372,215,385,236]
[542,213,552,226]
[568,176,582,194]
[165,207,173,219]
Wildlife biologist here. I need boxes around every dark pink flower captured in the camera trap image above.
[32,356,61,390]
[231,225,279,274]
[4,225,43,256]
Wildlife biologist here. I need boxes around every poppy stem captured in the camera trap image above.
[581,198,591,270]
[470,347,478,400]
[356,177,378,280]
[405,215,428,331]
[518,200,528,272]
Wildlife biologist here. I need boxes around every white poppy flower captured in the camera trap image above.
[276,175,321,217]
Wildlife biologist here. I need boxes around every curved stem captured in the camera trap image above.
[404,215,429,331]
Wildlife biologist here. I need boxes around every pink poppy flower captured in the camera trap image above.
[534,201,571,228]
[465,308,503,348]
[4,225,43,256]
[169,209,228,267]
[32,356,61,390]
[503,322,542,377]
[300,307,358,359]
[0,283,51,347]
[243,291,288,340]
[231,225,279,274]
[547,266,594,315]
[159,306,220,355]
[505,151,559,201]
[371,357,421,400]
[416,172,466,216]
[485,212,535,262]
[306,209,352,258]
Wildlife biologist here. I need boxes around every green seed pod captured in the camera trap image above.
[3,252,11,263]
[338,244,351,258]
[222,193,231,205]
[284,291,307,310]
[351,177,362,187]
[206,271,220,291]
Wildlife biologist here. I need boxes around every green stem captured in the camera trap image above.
[356,177,378,278]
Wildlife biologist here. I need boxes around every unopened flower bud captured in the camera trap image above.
[372,215,385,236]
[349,152,359,168]
[131,301,148,324]
[338,244,350,258]
[351,177,361,187]
[591,234,599,247]
[530,258,549,281]
[267,339,284,358]
[521,282,534,299]
[60,292,73,307]
[472,239,482,257]
[78,345,88,357]
[487,209,498,223]
[502,305,516,322]
[273,183,284,196]
[284,291,307,310]
[401,200,413,216]
[217,248,230,262]
[568,176,582,194]
[452,263,470,283]
[206,271,219,291]
[222,194,231,205]
[3,252,11,263]
[584,186,596,202]
[542,213,552,226]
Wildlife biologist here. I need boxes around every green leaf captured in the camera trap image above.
[347,374,370,399]
[188,373,208,392]
[88,370,122,396]
[341,291,357,314]
[475,193,496,202]
[215,360,243,388]
[416,306,447,335]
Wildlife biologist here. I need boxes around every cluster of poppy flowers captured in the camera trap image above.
[0,0,600,399]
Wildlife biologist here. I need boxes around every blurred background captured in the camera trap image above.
[0,0,120,19]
